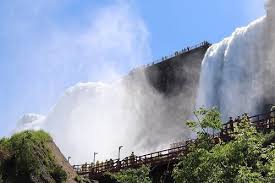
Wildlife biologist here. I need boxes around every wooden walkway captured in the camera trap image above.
[73,110,275,177]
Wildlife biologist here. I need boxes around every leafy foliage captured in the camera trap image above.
[186,107,222,135]
[51,166,68,182]
[110,165,151,183]
[173,108,275,183]
[107,108,275,183]
[74,175,92,183]
[0,130,67,183]
[187,107,222,130]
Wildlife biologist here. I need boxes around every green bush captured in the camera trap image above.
[110,165,151,183]
[173,108,275,183]
[0,130,67,183]
[74,175,92,183]
[74,175,82,183]
[51,166,67,183]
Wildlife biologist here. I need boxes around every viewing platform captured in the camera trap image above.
[129,41,211,74]
[73,110,275,179]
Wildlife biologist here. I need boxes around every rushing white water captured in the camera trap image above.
[197,0,275,118]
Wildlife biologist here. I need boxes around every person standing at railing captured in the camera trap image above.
[100,162,104,171]
[270,106,275,128]
[242,113,249,123]
[95,160,100,172]
[234,116,241,128]
[89,162,94,172]
[228,117,234,133]
[116,159,121,169]
[122,157,128,167]
[130,152,135,166]
[109,159,114,170]
[82,162,88,172]
[105,160,109,170]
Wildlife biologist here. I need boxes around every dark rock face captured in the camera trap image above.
[145,45,209,97]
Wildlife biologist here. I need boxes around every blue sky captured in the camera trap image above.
[0,0,265,137]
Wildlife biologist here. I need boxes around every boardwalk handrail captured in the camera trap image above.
[152,41,211,66]
[129,41,211,74]
[73,110,275,176]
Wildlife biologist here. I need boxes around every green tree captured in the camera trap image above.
[110,165,151,183]
[186,107,222,150]
[186,107,222,134]
[0,130,67,183]
[173,108,275,183]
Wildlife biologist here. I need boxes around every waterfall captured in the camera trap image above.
[197,0,275,118]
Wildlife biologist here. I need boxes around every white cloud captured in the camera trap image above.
[15,113,45,133]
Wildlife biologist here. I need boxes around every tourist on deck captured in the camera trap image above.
[109,159,114,169]
[270,106,275,127]
[100,162,104,171]
[95,160,100,172]
[123,157,128,167]
[89,162,95,172]
[116,159,121,169]
[130,152,135,165]
[228,117,234,132]
[82,162,88,172]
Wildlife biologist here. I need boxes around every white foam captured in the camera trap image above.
[197,1,275,118]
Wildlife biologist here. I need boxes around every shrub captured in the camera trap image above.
[173,108,275,183]
[0,130,67,182]
[51,166,67,183]
[110,165,151,183]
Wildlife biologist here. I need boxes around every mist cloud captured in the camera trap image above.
[13,0,153,163]
[14,0,197,164]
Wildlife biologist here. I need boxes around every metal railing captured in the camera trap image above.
[129,41,211,74]
[152,41,211,65]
